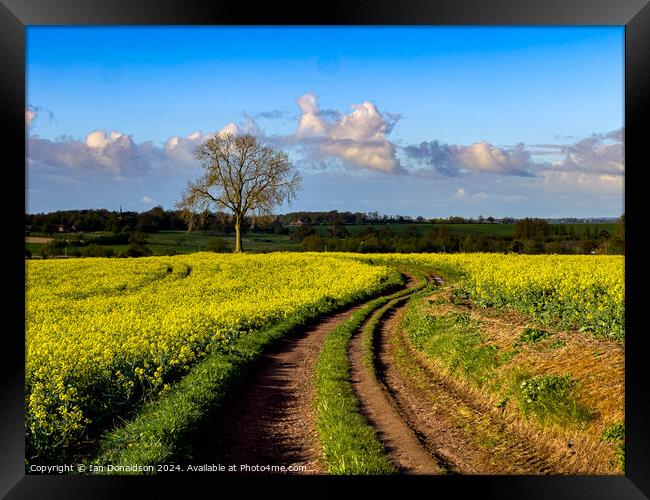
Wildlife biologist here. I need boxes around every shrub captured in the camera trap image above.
[66,247,82,258]
[514,327,551,346]
[40,241,63,258]
[207,237,230,253]
[303,234,325,252]
[92,233,129,245]
[86,244,115,258]
[515,374,591,428]
[123,232,152,257]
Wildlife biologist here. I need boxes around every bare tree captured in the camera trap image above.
[177,133,301,252]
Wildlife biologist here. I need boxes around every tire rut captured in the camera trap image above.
[374,302,564,475]
[186,301,367,474]
[348,279,444,474]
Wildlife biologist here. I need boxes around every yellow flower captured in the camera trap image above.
[25,252,396,457]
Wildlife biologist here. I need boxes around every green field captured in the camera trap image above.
[146,231,299,253]
[307,223,615,238]
[26,223,616,257]
[27,230,300,256]
[308,223,517,236]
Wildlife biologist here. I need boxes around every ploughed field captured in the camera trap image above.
[25,252,624,472]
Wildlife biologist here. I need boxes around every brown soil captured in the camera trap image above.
[428,287,624,429]
[348,297,443,474]
[371,302,565,474]
[187,302,365,474]
[184,272,612,476]
[347,274,443,474]
[420,287,623,473]
[25,236,52,244]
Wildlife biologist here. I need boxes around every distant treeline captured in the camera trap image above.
[289,216,624,255]
[25,207,615,234]
[26,207,187,234]
[25,208,501,235]
[25,208,624,256]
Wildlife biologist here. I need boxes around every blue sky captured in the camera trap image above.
[26,26,624,217]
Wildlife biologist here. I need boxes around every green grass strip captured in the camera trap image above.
[362,270,430,375]
[90,271,404,474]
[402,292,593,431]
[314,269,430,474]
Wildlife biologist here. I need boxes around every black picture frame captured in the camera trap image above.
[2,0,648,497]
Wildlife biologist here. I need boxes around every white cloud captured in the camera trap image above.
[25,105,54,130]
[539,170,624,195]
[529,128,624,178]
[26,108,36,128]
[218,123,239,137]
[453,187,488,202]
[560,137,623,175]
[30,129,181,177]
[162,117,260,164]
[164,130,216,163]
[495,193,527,202]
[404,141,534,177]
[26,92,624,212]
[141,195,155,204]
[455,142,533,175]
[85,130,124,149]
[296,93,326,137]
[294,93,401,173]
[404,127,625,187]
[528,129,624,197]
[30,112,268,180]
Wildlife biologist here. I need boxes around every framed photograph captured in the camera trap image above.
[3,0,649,497]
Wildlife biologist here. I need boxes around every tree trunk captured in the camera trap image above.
[234,215,242,253]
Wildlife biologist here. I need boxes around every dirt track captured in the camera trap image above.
[187,273,568,475]
[365,302,563,474]
[348,287,443,474]
[188,302,366,474]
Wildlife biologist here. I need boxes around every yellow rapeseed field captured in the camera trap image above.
[25,251,623,461]
[359,253,624,339]
[25,253,396,460]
